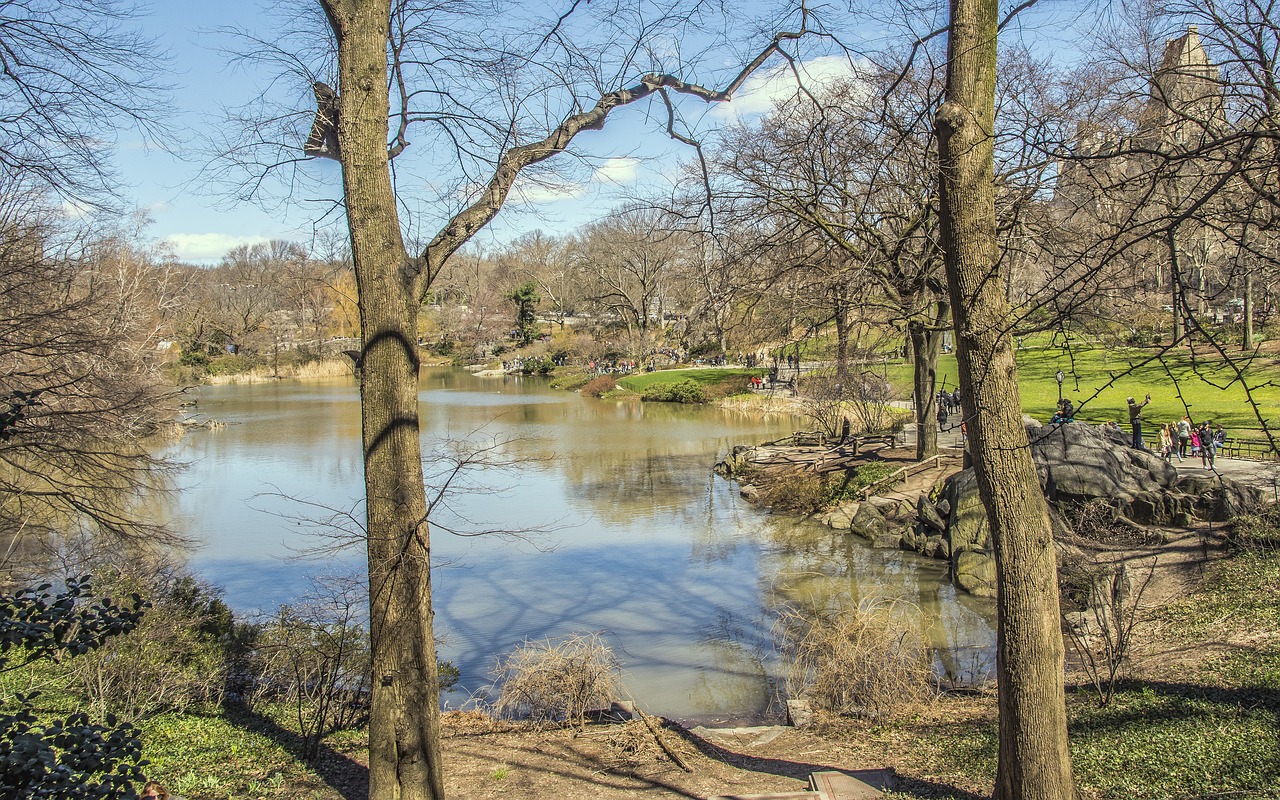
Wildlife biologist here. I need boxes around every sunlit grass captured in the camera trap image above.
[884,344,1280,432]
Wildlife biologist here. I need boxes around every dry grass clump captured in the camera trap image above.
[738,464,829,513]
[776,598,935,719]
[491,632,623,727]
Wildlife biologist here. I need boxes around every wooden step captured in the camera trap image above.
[809,769,894,799]
[706,788,814,793]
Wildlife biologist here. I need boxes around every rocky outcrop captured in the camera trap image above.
[901,419,1265,596]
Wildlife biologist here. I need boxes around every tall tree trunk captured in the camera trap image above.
[908,310,942,460]
[934,0,1075,797]
[327,1,444,798]
[1242,268,1254,351]
[1170,229,1185,344]
[834,303,851,384]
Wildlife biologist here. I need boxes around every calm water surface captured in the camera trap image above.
[168,367,995,723]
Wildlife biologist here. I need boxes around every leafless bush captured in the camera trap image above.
[1060,557,1155,706]
[797,373,899,439]
[491,632,622,728]
[69,566,230,722]
[1066,499,1156,547]
[775,598,935,719]
[580,375,617,397]
[253,575,371,762]
[738,464,829,513]
[1227,506,1280,551]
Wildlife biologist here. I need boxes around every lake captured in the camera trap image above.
[167,366,995,723]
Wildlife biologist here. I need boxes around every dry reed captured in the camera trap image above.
[491,632,623,727]
[775,597,935,719]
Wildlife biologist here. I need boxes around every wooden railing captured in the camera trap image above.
[856,454,944,500]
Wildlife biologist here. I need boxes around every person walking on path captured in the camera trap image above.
[1127,394,1151,449]
[1176,416,1192,460]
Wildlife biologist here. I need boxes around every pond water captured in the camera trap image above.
[167,367,995,723]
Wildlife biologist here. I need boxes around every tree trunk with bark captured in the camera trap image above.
[908,312,942,460]
[312,6,808,796]
[324,1,444,798]
[934,0,1075,797]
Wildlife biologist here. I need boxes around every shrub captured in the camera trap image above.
[581,375,617,397]
[776,598,934,719]
[491,633,622,727]
[824,462,900,505]
[549,371,592,391]
[641,378,706,404]
[72,570,230,721]
[1227,506,1280,551]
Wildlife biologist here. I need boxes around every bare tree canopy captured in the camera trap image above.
[0,0,168,207]
[0,183,179,568]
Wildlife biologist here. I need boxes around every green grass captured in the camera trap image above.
[616,367,759,392]
[886,344,1280,432]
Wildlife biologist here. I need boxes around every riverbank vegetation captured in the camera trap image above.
[8,510,1261,800]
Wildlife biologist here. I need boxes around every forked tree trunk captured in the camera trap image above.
[934,0,1075,797]
[325,1,444,798]
[315,6,806,796]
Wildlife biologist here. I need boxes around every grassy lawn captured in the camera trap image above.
[885,345,1280,432]
[616,367,760,392]
[891,536,1280,800]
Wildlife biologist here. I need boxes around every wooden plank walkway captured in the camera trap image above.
[708,768,894,800]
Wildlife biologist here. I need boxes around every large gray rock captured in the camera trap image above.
[929,420,1263,597]
[850,501,890,541]
[849,502,904,548]
[955,550,997,597]
[1028,421,1178,505]
[944,469,991,554]
[822,503,858,530]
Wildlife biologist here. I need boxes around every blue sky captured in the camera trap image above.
[109,1,880,264]
[117,0,1087,264]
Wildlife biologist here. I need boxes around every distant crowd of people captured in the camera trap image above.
[936,388,962,430]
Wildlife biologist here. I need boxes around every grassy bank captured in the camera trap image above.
[615,367,761,392]
[874,534,1280,799]
[886,344,1280,431]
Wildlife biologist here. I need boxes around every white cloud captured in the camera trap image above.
[592,157,640,185]
[61,200,93,220]
[165,232,271,263]
[510,177,587,205]
[712,55,859,120]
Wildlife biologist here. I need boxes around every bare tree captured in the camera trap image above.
[571,207,685,353]
[0,184,177,568]
[223,3,822,795]
[935,2,1075,799]
[0,0,167,208]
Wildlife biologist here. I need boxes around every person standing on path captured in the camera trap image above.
[1198,421,1217,469]
[1127,394,1151,449]
[1176,416,1192,460]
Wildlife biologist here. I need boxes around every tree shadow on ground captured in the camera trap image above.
[227,707,368,800]
[673,723,986,800]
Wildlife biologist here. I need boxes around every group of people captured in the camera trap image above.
[935,388,963,431]
[1157,416,1228,468]
[1054,393,1230,470]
